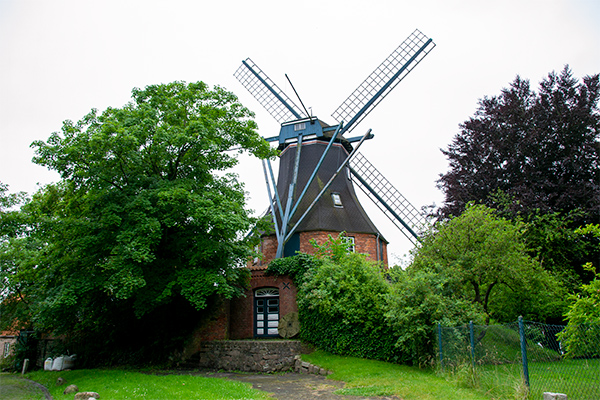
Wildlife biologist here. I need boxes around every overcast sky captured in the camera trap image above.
[1,0,599,263]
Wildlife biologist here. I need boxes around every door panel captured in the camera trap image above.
[254,288,279,337]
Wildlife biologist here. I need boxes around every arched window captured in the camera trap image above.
[254,288,279,337]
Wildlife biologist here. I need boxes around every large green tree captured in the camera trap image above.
[410,204,560,324]
[0,81,275,364]
[0,183,29,318]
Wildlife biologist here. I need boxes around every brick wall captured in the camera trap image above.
[298,230,388,266]
[251,231,388,268]
[230,270,297,340]
[194,300,230,342]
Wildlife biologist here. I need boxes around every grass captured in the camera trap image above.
[20,353,598,399]
[302,350,492,400]
[25,369,270,400]
[529,358,599,398]
[441,324,600,399]
[0,373,46,400]
[470,359,600,400]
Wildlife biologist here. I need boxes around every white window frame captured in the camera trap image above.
[331,193,343,208]
[341,236,355,253]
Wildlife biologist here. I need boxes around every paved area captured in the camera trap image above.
[200,371,402,400]
[0,374,52,400]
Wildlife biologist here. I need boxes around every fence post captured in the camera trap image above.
[469,320,476,368]
[438,323,443,371]
[518,316,530,388]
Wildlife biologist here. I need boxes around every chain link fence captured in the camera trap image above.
[437,318,599,399]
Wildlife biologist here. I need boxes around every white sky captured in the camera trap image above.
[1,0,599,264]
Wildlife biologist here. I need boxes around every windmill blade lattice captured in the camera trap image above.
[332,29,435,134]
[234,58,306,124]
[349,152,427,244]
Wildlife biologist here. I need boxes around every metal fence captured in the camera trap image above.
[437,317,600,400]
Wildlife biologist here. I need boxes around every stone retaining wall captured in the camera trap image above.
[197,340,312,372]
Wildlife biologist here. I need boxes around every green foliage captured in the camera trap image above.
[0,183,32,331]
[0,81,275,365]
[411,204,559,323]
[266,252,321,286]
[294,236,401,362]
[383,204,562,365]
[273,235,401,362]
[522,212,598,294]
[385,267,483,366]
[558,224,600,358]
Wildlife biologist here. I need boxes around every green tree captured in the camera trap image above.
[0,183,32,331]
[385,267,484,366]
[522,211,598,294]
[1,81,276,364]
[558,224,600,358]
[410,204,560,324]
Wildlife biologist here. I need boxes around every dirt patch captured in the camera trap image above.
[197,371,401,400]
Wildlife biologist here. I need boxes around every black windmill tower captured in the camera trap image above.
[234,30,436,260]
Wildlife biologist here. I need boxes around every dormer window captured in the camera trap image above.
[331,193,343,208]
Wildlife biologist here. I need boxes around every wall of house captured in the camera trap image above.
[251,231,388,268]
[229,270,297,340]
[194,300,231,342]
[298,230,388,266]
[190,229,386,348]
[0,334,16,360]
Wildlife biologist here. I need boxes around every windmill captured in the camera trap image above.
[234,29,435,261]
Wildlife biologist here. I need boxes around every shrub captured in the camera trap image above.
[269,235,402,362]
[297,249,401,362]
[558,261,600,358]
[385,267,484,366]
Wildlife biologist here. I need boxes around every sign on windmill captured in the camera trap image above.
[235,29,435,259]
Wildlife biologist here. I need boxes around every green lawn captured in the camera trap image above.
[472,359,600,400]
[25,369,269,400]
[24,356,492,400]
[302,351,493,400]
[22,354,597,400]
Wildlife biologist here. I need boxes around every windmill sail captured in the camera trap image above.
[235,29,436,256]
[234,58,307,124]
[349,152,427,244]
[332,29,435,134]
